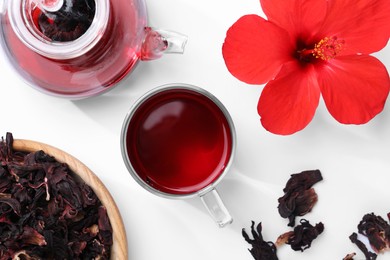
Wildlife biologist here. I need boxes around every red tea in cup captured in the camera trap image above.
[121,84,235,227]
[123,86,233,195]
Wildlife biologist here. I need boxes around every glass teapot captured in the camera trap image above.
[0,0,187,98]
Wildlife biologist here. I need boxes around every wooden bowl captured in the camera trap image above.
[13,139,128,260]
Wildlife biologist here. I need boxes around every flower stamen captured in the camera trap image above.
[313,36,344,61]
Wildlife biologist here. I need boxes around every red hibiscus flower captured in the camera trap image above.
[223,0,390,135]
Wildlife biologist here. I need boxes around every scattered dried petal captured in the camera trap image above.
[242,221,278,260]
[349,232,377,260]
[284,219,324,252]
[357,213,390,253]
[278,170,323,226]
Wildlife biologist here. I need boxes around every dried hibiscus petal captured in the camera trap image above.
[349,232,377,260]
[357,213,390,253]
[277,219,324,252]
[278,170,323,226]
[20,226,47,246]
[0,193,21,216]
[242,221,278,260]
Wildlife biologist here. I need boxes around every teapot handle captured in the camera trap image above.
[141,27,187,61]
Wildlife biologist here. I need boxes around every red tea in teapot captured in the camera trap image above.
[1,0,186,98]
[125,88,233,195]
[2,0,143,97]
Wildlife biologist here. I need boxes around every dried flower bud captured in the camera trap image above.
[278,170,323,226]
[277,219,324,252]
[242,221,278,260]
[357,213,390,253]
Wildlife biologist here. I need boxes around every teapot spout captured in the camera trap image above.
[141,27,187,61]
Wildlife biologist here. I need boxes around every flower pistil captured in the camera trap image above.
[297,36,345,62]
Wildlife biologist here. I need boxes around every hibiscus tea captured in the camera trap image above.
[124,87,234,195]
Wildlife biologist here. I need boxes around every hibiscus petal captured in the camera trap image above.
[318,0,390,54]
[318,55,390,124]
[260,0,327,41]
[258,61,320,135]
[222,15,293,84]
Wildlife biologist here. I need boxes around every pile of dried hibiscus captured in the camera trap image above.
[0,133,112,259]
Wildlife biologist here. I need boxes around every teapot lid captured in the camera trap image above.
[8,0,109,59]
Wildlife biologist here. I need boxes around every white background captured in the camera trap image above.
[1,0,390,259]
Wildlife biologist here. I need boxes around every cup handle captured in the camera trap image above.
[200,188,233,228]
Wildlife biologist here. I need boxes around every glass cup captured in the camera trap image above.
[120,83,236,227]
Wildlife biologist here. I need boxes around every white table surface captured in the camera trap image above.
[1,0,390,259]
